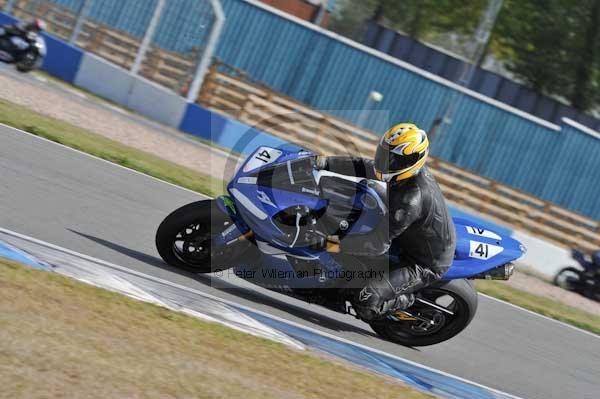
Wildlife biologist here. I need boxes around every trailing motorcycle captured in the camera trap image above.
[156,146,526,346]
[0,26,46,72]
[554,249,600,301]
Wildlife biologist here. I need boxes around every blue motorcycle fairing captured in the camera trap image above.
[239,146,315,176]
[221,145,525,289]
[228,184,325,247]
[443,223,523,279]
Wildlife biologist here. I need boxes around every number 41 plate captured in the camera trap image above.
[469,241,503,260]
[243,147,283,172]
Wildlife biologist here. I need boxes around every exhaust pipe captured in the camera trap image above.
[472,263,515,280]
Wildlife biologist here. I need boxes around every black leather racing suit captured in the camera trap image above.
[1,22,39,39]
[321,156,456,321]
[1,24,26,37]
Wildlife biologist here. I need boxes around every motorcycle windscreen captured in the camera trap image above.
[255,156,318,194]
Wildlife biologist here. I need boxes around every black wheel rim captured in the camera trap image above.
[172,223,213,266]
[170,219,235,268]
[384,287,467,339]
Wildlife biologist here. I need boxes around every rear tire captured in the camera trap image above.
[369,279,478,347]
[155,200,251,273]
[15,52,37,73]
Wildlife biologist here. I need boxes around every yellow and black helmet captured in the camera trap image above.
[374,123,429,182]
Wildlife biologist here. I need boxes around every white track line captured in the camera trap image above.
[0,226,523,399]
[4,123,599,341]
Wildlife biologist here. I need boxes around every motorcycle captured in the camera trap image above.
[553,249,600,301]
[0,26,46,72]
[156,146,526,346]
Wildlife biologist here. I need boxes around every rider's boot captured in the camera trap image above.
[354,287,415,321]
[352,261,445,321]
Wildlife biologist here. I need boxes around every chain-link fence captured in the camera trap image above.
[3,0,223,97]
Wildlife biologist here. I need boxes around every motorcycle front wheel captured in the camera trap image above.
[553,267,582,291]
[15,52,37,73]
[369,279,478,347]
[155,199,252,273]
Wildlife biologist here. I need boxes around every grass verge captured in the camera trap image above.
[0,99,223,196]
[0,259,431,399]
[1,97,598,337]
[476,280,600,335]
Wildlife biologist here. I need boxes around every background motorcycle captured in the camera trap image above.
[156,146,526,346]
[554,249,600,301]
[0,26,46,72]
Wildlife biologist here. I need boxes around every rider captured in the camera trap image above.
[1,18,46,40]
[589,250,600,276]
[317,123,456,321]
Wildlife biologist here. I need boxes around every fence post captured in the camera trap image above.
[186,0,225,103]
[4,0,16,13]
[197,63,218,106]
[131,0,166,75]
[69,0,93,45]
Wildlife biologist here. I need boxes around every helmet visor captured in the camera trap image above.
[374,143,421,174]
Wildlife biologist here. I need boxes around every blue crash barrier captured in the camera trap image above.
[179,103,291,155]
[40,34,83,83]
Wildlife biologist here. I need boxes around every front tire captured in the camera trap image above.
[369,279,478,347]
[155,200,250,273]
[553,267,581,292]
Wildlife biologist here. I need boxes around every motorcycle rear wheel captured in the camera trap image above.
[15,52,37,73]
[369,279,478,347]
[155,200,252,273]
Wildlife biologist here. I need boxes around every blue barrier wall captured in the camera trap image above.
[179,104,291,155]
[0,11,16,25]
[41,35,83,82]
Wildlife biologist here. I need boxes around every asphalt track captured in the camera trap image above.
[1,125,600,398]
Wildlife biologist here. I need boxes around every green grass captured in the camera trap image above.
[476,280,600,335]
[0,99,224,196]
[0,259,432,399]
[1,97,598,337]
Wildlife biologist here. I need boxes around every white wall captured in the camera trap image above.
[512,230,575,277]
[74,53,131,105]
[128,77,186,128]
[73,53,186,128]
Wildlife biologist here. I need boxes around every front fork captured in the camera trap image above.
[213,195,253,250]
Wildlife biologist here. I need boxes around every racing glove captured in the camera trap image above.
[325,235,340,253]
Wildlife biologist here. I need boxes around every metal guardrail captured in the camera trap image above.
[198,63,600,252]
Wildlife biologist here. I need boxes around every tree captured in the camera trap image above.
[330,0,600,111]
[492,0,600,111]
[569,0,600,110]
[329,0,487,42]
[328,0,380,40]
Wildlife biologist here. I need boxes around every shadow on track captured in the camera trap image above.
[67,229,403,344]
